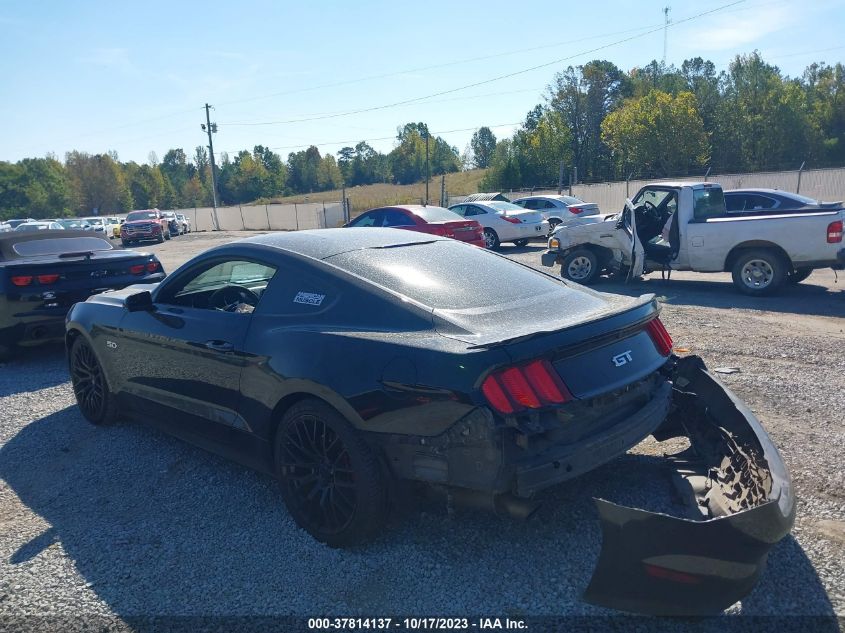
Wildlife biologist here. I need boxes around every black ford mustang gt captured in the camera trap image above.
[0,230,164,360]
[65,228,794,615]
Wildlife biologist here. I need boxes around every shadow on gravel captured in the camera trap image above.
[0,408,836,620]
[0,343,67,398]
[591,276,844,319]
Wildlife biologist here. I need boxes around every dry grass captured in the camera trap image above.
[259,169,488,213]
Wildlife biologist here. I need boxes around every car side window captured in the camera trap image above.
[450,205,466,216]
[464,206,484,217]
[540,200,556,210]
[522,200,538,210]
[513,200,527,208]
[725,195,745,213]
[381,210,415,227]
[348,212,380,227]
[158,259,278,311]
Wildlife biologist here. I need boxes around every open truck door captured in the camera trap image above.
[618,199,645,279]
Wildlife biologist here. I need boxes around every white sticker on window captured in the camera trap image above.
[293,291,325,306]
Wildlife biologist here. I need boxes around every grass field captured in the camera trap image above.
[259,169,488,213]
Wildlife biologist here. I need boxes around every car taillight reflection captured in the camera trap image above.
[482,359,573,414]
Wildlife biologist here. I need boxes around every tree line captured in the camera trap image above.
[1,52,843,219]
[0,123,461,219]
[480,53,845,190]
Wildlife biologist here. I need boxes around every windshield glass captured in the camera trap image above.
[327,240,563,310]
[126,211,158,221]
[12,236,113,257]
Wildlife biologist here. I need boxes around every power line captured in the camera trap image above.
[213,22,666,110]
[219,122,522,155]
[217,0,747,129]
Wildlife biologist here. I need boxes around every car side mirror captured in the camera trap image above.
[126,290,154,312]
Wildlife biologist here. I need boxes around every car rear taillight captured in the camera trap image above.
[568,205,585,214]
[502,215,522,224]
[129,264,145,275]
[146,261,160,272]
[481,359,573,415]
[37,274,60,284]
[827,220,843,243]
[646,317,673,356]
[11,276,33,286]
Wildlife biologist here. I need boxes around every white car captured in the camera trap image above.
[511,195,600,231]
[102,216,121,238]
[14,221,65,231]
[449,201,547,249]
[82,217,108,235]
[176,213,191,234]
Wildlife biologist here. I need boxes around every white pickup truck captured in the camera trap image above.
[541,181,845,295]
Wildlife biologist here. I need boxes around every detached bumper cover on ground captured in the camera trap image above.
[585,355,796,615]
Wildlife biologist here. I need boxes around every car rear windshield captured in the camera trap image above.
[126,211,158,221]
[12,236,113,257]
[487,201,527,212]
[327,240,562,309]
[412,206,462,222]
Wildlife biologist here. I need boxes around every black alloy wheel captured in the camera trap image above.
[69,338,117,425]
[275,399,387,547]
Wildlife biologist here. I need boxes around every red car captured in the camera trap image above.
[120,209,171,246]
[345,205,486,248]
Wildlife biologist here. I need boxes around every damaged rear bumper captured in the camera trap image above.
[584,354,796,615]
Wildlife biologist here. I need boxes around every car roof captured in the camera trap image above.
[237,228,449,261]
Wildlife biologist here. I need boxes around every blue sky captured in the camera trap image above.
[1,0,843,164]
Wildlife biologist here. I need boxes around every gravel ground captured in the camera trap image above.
[1,232,843,626]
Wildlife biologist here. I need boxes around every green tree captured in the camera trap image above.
[470,127,497,168]
[601,90,709,177]
[65,151,133,214]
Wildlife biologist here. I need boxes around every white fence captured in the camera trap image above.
[172,201,346,232]
[448,167,845,211]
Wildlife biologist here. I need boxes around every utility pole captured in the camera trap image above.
[424,129,430,205]
[557,160,566,194]
[202,103,221,231]
[662,7,671,65]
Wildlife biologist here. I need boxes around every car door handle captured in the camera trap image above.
[205,340,234,352]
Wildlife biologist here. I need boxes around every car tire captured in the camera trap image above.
[275,398,388,547]
[164,231,171,241]
[156,234,165,244]
[560,248,599,284]
[121,239,131,247]
[731,249,787,296]
[483,228,500,250]
[69,337,118,426]
[513,239,529,247]
[787,267,813,284]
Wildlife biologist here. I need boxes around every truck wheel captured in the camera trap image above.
[483,228,500,250]
[731,250,786,296]
[787,267,813,284]
[121,239,131,247]
[548,218,562,235]
[164,231,171,241]
[69,337,118,426]
[275,398,388,547]
[561,249,599,285]
[156,233,165,243]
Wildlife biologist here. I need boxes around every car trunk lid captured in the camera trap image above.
[435,290,667,399]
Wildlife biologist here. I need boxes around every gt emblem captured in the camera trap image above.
[90,270,109,278]
[106,340,117,350]
[612,350,633,367]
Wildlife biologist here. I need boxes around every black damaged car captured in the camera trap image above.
[65,228,794,615]
[0,230,164,361]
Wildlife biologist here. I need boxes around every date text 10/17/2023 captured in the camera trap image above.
[307,618,528,630]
